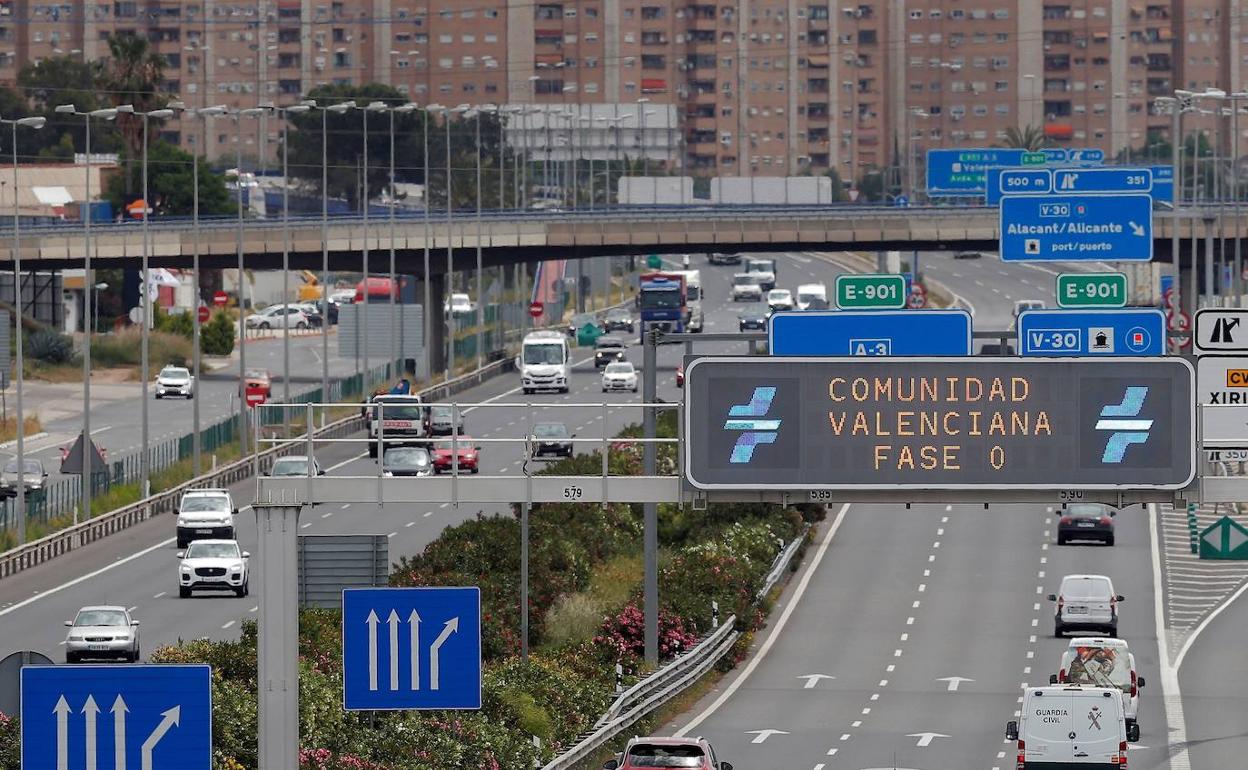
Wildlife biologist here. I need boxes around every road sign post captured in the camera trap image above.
[1018,309,1165,356]
[342,587,482,711]
[1056,273,1128,308]
[21,665,212,770]
[684,356,1195,491]
[835,274,907,309]
[1000,194,1154,262]
[769,310,972,356]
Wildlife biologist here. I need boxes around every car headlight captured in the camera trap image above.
[68,635,84,641]
[231,562,244,571]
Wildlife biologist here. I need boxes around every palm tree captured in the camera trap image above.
[97,33,167,157]
[1001,125,1047,151]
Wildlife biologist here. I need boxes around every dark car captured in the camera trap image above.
[532,422,574,458]
[1058,503,1116,546]
[297,303,325,328]
[738,312,767,332]
[424,404,465,436]
[708,252,741,265]
[953,250,983,260]
[594,335,628,368]
[382,446,433,477]
[602,308,635,333]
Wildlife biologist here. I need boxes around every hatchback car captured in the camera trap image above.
[424,404,465,436]
[64,606,140,663]
[1049,574,1123,637]
[269,455,325,477]
[430,438,480,474]
[243,368,272,397]
[1058,504,1116,545]
[178,539,250,598]
[246,304,310,330]
[532,422,574,458]
[603,308,635,333]
[155,365,194,399]
[604,736,733,770]
[0,458,47,496]
[738,312,767,332]
[383,446,434,477]
[602,361,639,393]
[594,336,629,368]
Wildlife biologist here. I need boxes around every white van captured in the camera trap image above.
[1049,574,1123,637]
[1006,685,1138,768]
[795,283,828,311]
[520,331,570,394]
[1051,637,1144,728]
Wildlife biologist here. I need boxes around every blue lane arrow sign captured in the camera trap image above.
[769,310,972,356]
[21,665,212,770]
[1151,165,1174,203]
[1000,194,1154,262]
[342,586,482,711]
[1017,308,1166,356]
[1052,167,1152,193]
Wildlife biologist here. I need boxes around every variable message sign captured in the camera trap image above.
[684,357,1195,490]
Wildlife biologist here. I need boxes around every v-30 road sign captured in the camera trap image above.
[21,664,212,770]
[769,310,972,356]
[342,586,482,711]
[1017,309,1165,356]
[999,194,1153,262]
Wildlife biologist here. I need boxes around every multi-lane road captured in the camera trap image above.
[2,252,1244,770]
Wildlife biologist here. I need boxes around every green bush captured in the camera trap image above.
[153,305,194,339]
[90,328,192,369]
[201,311,236,356]
[27,328,73,363]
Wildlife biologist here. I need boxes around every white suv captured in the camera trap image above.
[175,489,238,549]
[1049,574,1123,637]
[178,539,250,598]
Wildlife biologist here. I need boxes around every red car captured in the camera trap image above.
[676,364,684,388]
[604,736,732,770]
[430,437,480,474]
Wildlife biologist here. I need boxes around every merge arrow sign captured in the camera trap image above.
[745,729,789,744]
[935,676,974,692]
[908,732,950,747]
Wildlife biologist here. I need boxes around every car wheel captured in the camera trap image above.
[1053,623,1064,638]
[187,392,194,400]
[1106,535,1115,546]
[131,648,140,663]
[1057,534,1066,545]
[560,386,569,394]
[632,386,638,393]
[179,586,191,598]
[235,583,247,598]
[260,321,271,330]
[176,537,188,549]
[523,388,533,395]
[296,321,307,330]
[471,467,479,474]
[155,393,162,400]
[1108,624,1118,637]
[368,442,378,459]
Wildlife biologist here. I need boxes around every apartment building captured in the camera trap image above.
[0,1,1243,183]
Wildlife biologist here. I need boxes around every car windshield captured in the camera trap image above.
[524,344,565,365]
[607,309,629,320]
[1063,577,1112,599]
[624,745,707,768]
[686,285,700,301]
[161,368,189,379]
[429,406,455,420]
[747,260,774,273]
[376,402,424,420]
[597,338,624,349]
[798,291,824,303]
[606,363,633,374]
[271,459,309,475]
[385,448,430,466]
[534,423,568,438]
[768,291,791,301]
[3,459,42,474]
[245,369,268,379]
[181,495,229,512]
[733,275,758,286]
[432,440,472,451]
[1067,644,1131,689]
[640,291,682,311]
[1068,504,1105,519]
[186,542,240,559]
[75,610,127,627]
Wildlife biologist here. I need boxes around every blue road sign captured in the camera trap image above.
[1068,148,1106,164]
[1018,309,1166,356]
[343,586,482,711]
[1000,194,1154,262]
[986,168,1053,204]
[1052,167,1152,193]
[1160,273,1175,301]
[894,195,909,207]
[21,665,211,770]
[1151,165,1174,203]
[769,310,973,356]
[927,148,1038,195]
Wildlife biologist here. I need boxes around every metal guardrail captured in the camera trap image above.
[541,526,811,770]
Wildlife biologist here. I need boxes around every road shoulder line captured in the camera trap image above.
[1151,502,1191,770]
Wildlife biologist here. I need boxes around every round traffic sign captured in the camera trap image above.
[198,305,211,323]
[1162,286,1175,308]
[907,284,927,310]
[528,301,544,319]
[1167,309,1191,332]
[1169,334,1192,354]
[213,290,229,307]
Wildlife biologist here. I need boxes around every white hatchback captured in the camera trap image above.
[1049,574,1122,637]
[601,361,639,393]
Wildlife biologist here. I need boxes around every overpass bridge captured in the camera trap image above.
[0,205,1216,275]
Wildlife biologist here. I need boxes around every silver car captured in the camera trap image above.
[64,606,140,663]
[155,365,194,399]
[0,458,47,496]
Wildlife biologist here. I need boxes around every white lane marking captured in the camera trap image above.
[387,532,397,538]
[899,633,908,642]
[840,734,851,741]
[300,522,312,529]
[340,504,351,509]
[152,592,166,599]
[893,649,902,658]
[423,511,433,517]
[677,503,850,736]
[440,503,449,508]
[127,606,137,612]
[1153,503,1192,770]
[250,606,258,613]
[0,499,258,618]
[913,600,921,608]
[322,511,333,518]
[405,521,416,528]
[222,620,235,629]
[906,616,915,625]
[879,679,888,687]
[886,664,895,673]
[918,584,927,592]
[90,425,112,435]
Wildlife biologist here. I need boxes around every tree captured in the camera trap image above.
[96,33,169,158]
[856,168,886,202]
[823,167,848,202]
[1001,125,1047,151]
[16,57,121,159]
[103,140,235,217]
[200,311,235,356]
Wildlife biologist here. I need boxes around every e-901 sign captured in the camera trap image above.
[1057,272,1127,308]
[836,274,907,309]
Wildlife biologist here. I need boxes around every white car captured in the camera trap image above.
[64,605,140,663]
[731,274,763,302]
[245,304,310,330]
[175,488,238,548]
[1049,574,1123,637]
[601,361,639,393]
[155,365,194,399]
[767,289,794,312]
[178,539,250,598]
[1052,637,1144,728]
[445,293,475,315]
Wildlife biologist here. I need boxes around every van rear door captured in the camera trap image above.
[1023,687,1123,768]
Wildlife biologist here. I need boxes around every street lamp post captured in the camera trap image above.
[422,106,433,381]
[232,105,269,454]
[53,103,126,520]
[190,105,226,473]
[2,114,45,544]
[278,103,312,421]
[386,102,417,379]
[361,101,390,392]
[473,106,495,371]
[92,282,107,336]
[313,100,354,407]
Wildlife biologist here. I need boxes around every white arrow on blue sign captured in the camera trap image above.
[342,586,482,711]
[1052,168,1152,193]
[1000,194,1154,262]
[21,665,211,770]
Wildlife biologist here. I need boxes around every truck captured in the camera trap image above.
[666,269,703,332]
[367,393,428,458]
[637,272,688,342]
[520,331,571,394]
[744,258,777,291]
